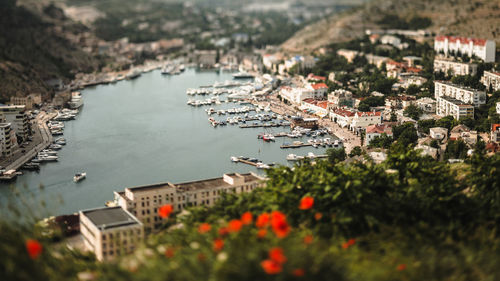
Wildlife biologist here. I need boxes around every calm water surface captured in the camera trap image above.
[0,69,330,216]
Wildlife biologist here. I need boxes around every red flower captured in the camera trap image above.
[347,238,356,246]
[213,238,224,252]
[25,239,42,259]
[342,242,349,249]
[241,212,253,225]
[303,235,313,245]
[261,259,282,275]
[292,268,305,277]
[257,229,267,239]
[269,247,287,264]
[397,264,407,271]
[198,223,211,234]
[314,212,323,220]
[165,247,175,258]
[270,211,290,238]
[228,219,243,233]
[299,196,314,210]
[218,227,229,236]
[158,204,173,218]
[256,213,270,228]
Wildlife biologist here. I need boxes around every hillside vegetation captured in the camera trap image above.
[282,0,500,53]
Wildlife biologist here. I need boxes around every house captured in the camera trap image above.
[306,73,326,82]
[279,86,321,105]
[330,107,356,128]
[429,127,448,140]
[485,142,500,153]
[481,71,500,91]
[307,83,328,98]
[434,35,496,62]
[491,124,500,143]
[351,111,383,131]
[450,125,478,146]
[365,124,393,145]
[434,58,477,76]
[300,99,331,118]
[328,89,354,108]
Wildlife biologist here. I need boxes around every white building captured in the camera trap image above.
[365,124,393,145]
[351,111,383,130]
[328,89,354,107]
[416,98,436,113]
[429,127,448,140]
[434,36,496,63]
[80,206,144,261]
[279,86,322,105]
[435,96,474,120]
[330,108,355,128]
[114,173,265,233]
[434,81,486,107]
[497,102,500,114]
[0,105,29,141]
[433,58,477,76]
[481,71,500,92]
[307,83,328,98]
[0,122,15,157]
[490,124,500,143]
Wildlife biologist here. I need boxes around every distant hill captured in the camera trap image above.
[0,1,99,103]
[282,0,500,54]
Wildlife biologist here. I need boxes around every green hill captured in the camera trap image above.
[282,0,500,53]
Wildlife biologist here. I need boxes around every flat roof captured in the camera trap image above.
[82,206,140,230]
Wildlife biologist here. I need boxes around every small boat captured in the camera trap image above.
[230,156,239,162]
[232,72,254,79]
[74,172,86,182]
[256,163,270,169]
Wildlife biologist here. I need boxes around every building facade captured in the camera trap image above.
[114,173,265,233]
[481,71,500,92]
[351,111,383,130]
[365,124,393,145]
[328,89,353,108]
[434,36,496,63]
[80,207,144,261]
[433,58,477,76]
[434,81,486,108]
[0,105,29,141]
[9,94,42,110]
[0,122,15,157]
[435,97,474,120]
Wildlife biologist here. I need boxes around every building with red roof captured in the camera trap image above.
[434,35,496,62]
[365,124,393,146]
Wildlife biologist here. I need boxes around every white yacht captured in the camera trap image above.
[126,68,142,80]
[74,172,86,182]
[232,72,254,79]
[256,163,270,169]
[230,156,239,162]
[68,92,83,109]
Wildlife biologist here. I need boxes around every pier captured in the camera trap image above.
[280,143,313,149]
[239,123,290,129]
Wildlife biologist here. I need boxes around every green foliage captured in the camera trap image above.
[377,15,432,29]
[406,84,421,95]
[392,122,418,146]
[435,116,458,131]
[368,133,393,149]
[403,104,423,120]
[417,119,436,134]
[326,148,346,164]
[445,140,469,159]
[348,146,363,157]
[358,96,385,112]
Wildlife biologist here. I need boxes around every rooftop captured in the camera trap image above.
[81,206,140,230]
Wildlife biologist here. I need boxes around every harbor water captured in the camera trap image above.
[0,69,333,216]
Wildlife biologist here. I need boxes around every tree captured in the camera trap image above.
[435,116,458,131]
[349,146,363,157]
[403,104,423,120]
[444,139,468,159]
[368,134,393,149]
[393,122,418,146]
[406,84,421,95]
[326,148,346,164]
[417,119,436,134]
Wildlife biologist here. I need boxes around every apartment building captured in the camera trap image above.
[114,173,265,233]
[9,94,42,110]
[351,111,383,130]
[365,124,393,146]
[0,122,15,157]
[416,97,436,113]
[433,58,477,76]
[435,96,474,120]
[279,86,322,105]
[434,36,496,62]
[328,89,353,108]
[80,206,144,261]
[434,81,486,107]
[481,71,500,92]
[0,105,29,141]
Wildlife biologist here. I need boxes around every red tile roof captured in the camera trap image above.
[356,111,381,117]
[332,108,355,117]
[435,35,487,47]
[366,124,392,135]
[311,83,328,90]
[307,74,326,81]
[492,124,500,132]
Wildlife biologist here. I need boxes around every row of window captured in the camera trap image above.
[102,246,135,257]
[102,229,141,240]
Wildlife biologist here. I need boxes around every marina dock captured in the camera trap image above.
[280,143,314,149]
[239,123,290,129]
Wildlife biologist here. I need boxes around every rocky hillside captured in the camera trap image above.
[282,0,500,53]
[0,1,100,103]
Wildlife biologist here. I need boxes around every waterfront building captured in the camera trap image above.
[0,122,15,157]
[330,108,355,128]
[481,71,500,92]
[434,36,496,63]
[434,81,486,108]
[9,94,42,110]
[365,124,393,146]
[307,83,328,98]
[80,206,144,261]
[290,116,319,129]
[278,86,322,105]
[351,111,383,131]
[114,173,265,233]
[433,58,477,76]
[300,99,330,118]
[194,50,217,68]
[0,105,29,141]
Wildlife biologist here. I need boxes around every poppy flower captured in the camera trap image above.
[397,264,407,271]
[342,242,349,249]
[299,196,314,210]
[25,239,42,259]
[218,227,229,236]
[347,238,356,246]
[257,228,267,238]
[241,212,253,225]
[198,223,211,234]
[158,204,173,218]
[303,235,313,245]
[213,238,224,252]
[292,268,305,277]
[314,212,323,220]
[270,211,291,238]
[256,213,270,228]
[228,219,243,233]
[261,259,282,274]
[269,247,287,264]
[165,247,175,258]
